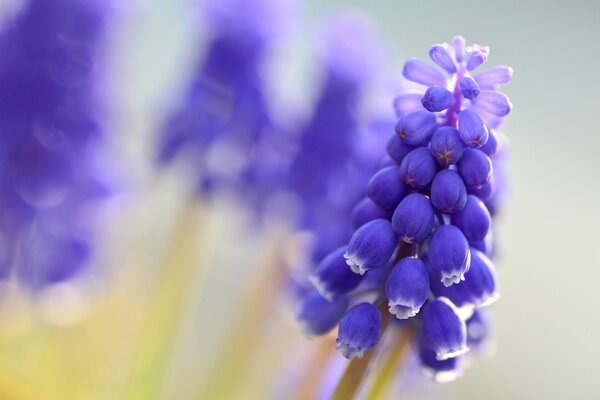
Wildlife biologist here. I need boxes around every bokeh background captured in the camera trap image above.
[0,0,599,399]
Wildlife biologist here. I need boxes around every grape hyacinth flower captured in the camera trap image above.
[336,303,382,359]
[287,15,390,320]
[294,36,513,384]
[157,0,293,206]
[0,0,111,291]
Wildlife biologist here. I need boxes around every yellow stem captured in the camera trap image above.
[124,199,207,400]
[198,236,286,399]
[365,325,414,400]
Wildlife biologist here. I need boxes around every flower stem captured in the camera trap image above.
[365,325,414,400]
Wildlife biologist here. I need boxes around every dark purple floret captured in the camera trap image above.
[385,257,429,319]
[421,297,468,360]
[392,193,434,244]
[421,86,454,112]
[399,147,438,189]
[418,333,463,382]
[430,170,468,214]
[480,128,500,156]
[430,127,466,166]
[336,302,382,359]
[428,225,471,286]
[310,246,364,301]
[368,166,410,210]
[344,219,398,275]
[451,195,492,242]
[458,110,488,148]
[457,148,493,190]
[459,76,480,100]
[387,134,415,164]
[395,110,438,146]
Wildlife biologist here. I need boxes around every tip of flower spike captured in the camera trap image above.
[343,253,367,275]
[388,302,420,319]
[336,339,365,359]
[441,271,465,287]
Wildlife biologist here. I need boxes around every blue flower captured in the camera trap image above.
[0,0,110,290]
[385,257,429,319]
[294,36,513,381]
[391,193,434,244]
[297,291,349,337]
[418,333,463,382]
[344,219,397,275]
[336,303,382,359]
[309,246,364,301]
[422,297,469,360]
[430,170,468,214]
[428,225,471,287]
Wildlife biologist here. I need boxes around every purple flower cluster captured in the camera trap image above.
[296,36,512,382]
[286,14,386,261]
[158,0,292,204]
[0,0,110,290]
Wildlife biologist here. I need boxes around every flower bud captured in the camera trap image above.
[392,193,434,243]
[336,302,382,359]
[402,58,446,87]
[457,148,492,190]
[428,225,471,286]
[430,126,465,166]
[458,110,488,148]
[395,110,438,146]
[430,169,467,214]
[418,334,463,382]
[421,86,454,112]
[451,195,491,241]
[459,76,480,99]
[473,66,513,89]
[297,292,348,337]
[472,90,512,117]
[367,166,409,210]
[310,246,364,301]
[399,147,437,189]
[344,219,398,275]
[386,134,414,164]
[385,257,429,319]
[422,297,469,360]
[429,44,457,73]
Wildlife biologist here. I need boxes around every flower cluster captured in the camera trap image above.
[286,14,386,261]
[296,36,512,382]
[0,0,110,290]
[157,0,293,206]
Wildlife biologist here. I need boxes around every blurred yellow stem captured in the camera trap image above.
[198,239,285,399]
[365,325,414,400]
[125,199,207,400]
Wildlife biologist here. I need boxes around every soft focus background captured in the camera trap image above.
[0,0,599,399]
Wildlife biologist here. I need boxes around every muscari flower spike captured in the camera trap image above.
[294,36,512,383]
[0,0,111,291]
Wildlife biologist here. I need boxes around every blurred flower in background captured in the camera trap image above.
[0,0,111,297]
